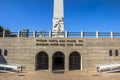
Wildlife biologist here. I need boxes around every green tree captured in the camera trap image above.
[0,25,3,37]
[0,25,3,32]
[0,25,11,37]
[5,28,11,36]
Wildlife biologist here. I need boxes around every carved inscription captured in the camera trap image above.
[36,39,83,46]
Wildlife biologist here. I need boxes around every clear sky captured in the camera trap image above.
[0,0,120,32]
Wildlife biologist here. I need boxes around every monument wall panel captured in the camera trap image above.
[0,38,120,71]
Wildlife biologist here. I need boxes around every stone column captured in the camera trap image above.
[33,30,37,38]
[18,31,21,38]
[111,32,114,38]
[65,51,69,71]
[96,31,99,38]
[3,30,5,38]
[65,31,68,38]
[49,54,52,71]
[81,31,84,38]
[49,31,52,38]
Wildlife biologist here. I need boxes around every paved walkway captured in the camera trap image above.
[0,71,120,80]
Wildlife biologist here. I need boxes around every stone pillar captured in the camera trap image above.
[111,32,114,38]
[96,31,99,38]
[49,54,52,71]
[65,51,69,71]
[65,31,68,38]
[33,30,36,38]
[3,30,5,38]
[81,31,84,38]
[49,31,52,38]
[18,31,21,38]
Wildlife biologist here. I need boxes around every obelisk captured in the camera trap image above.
[52,0,64,37]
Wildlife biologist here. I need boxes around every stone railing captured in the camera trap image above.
[0,31,120,38]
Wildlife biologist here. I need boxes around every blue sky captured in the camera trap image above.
[0,0,120,32]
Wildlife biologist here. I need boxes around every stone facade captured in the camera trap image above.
[0,38,120,72]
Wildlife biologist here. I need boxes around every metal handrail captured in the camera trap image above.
[0,31,120,38]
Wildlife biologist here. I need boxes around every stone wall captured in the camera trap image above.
[0,38,120,72]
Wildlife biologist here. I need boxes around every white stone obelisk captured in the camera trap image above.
[52,0,64,37]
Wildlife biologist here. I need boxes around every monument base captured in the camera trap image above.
[52,32,65,38]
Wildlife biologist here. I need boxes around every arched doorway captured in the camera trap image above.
[69,52,81,70]
[52,52,65,70]
[36,52,48,70]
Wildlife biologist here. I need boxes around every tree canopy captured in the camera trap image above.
[0,25,3,32]
[0,25,11,37]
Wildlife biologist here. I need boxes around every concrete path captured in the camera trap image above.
[0,71,120,80]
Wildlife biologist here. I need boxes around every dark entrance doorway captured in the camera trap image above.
[69,52,81,70]
[36,52,48,70]
[52,52,65,70]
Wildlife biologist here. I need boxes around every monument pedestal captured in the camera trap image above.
[52,32,65,38]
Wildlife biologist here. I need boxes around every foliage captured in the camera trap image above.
[0,25,3,32]
[0,25,11,37]
[5,28,11,35]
